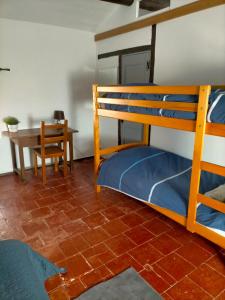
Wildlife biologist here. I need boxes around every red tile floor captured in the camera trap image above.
[0,159,224,299]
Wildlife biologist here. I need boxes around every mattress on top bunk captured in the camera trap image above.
[98,146,225,233]
[103,84,225,124]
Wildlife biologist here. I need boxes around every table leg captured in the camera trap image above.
[10,140,17,172]
[18,145,25,179]
[69,134,73,172]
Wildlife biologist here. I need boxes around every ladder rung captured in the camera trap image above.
[197,193,225,214]
[201,161,225,177]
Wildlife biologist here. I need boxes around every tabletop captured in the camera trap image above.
[2,127,78,138]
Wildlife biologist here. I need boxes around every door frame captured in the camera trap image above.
[97,25,157,144]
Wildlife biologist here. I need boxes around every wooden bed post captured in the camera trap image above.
[143,124,150,145]
[93,84,101,193]
[187,85,211,232]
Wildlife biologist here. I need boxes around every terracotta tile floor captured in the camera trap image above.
[0,159,224,300]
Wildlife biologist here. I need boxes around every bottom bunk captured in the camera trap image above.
[97,146,225,243]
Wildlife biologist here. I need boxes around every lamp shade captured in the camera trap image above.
[53,110,64,121]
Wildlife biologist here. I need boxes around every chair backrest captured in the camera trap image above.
[40,120,68,150]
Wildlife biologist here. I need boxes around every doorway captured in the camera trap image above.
[120,50,151,143]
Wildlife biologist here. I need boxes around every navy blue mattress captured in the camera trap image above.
[104,84,225,124]
[98,146,225,232]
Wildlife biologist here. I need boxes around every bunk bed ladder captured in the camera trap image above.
[93,84,101,193]
[187,85,211,232]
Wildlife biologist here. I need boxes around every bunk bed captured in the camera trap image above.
[92,84,225,248]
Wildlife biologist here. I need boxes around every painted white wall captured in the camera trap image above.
[97,56,119,149]
[0,18,96,174]
[153,5,225,165]
[96,1,225,166]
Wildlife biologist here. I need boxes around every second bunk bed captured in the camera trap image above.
[93,84,225,248]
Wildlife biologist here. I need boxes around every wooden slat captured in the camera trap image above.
[201,161,225,177]
[44,136,64,144]
[98,98,198,112]
[95,0,225,41]
[187,85,211,232]
[97,85,199,95]
[206,123,225,137]
[197,193,225,214]
[44,123,65,129]
[194,223,225,249]
[98,109,196,132]
[100,142,144,155]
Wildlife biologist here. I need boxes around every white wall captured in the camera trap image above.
[97,57,119,149]
[0,18,96,174]
[153,5,225,165]
[96,1,225,165]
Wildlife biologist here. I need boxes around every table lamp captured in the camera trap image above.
[54,110,65,123]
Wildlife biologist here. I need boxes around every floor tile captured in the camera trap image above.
[149,264,176,285]
[82,243,115,268]
[62,219,90,235]
[82,228,109,246]
[106,253,142,275]
[49,287,70,300]
[65,206,89,221]
[66,279,86,298]
[36,196,59,208]
[30,207,51,219]
[151,233,181,255]
[46,212,70,228]
[140,269,170,294]
[136,206,160,220]
[50,201,74,214]
[45,274,63,292]
[22,219,48,236]
[177,241,212,267]
[143,218,171,236]
[129,241,163,266]
[188,263,225,297]
[39,244,65,263]
[101,206,124,220]
[102,219,129,236]
[80,265,112,288]
[206,254,225,276]
[166,277,212,300]
[62,254,92,277]
[82,212,108,228]
[125,225,154,245]
[156,253,194,281]
[105,234,136,256]
[121,213,145,228]
[215,290,225,300]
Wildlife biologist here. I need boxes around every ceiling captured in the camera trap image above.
[0,0,118,32]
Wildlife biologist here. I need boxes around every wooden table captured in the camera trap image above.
[2,127,78,180]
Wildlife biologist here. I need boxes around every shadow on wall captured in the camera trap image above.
[68,67,95,159]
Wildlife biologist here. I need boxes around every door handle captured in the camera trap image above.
[146,61,150,70]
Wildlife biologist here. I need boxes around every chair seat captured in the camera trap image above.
[34,145,63,158]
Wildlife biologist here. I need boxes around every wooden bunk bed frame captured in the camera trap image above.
[93,84,225,248]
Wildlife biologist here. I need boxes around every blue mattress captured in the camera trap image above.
[98,146,225,232]
[104,84,225,124]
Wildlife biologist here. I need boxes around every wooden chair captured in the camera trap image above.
[33,120,68,184]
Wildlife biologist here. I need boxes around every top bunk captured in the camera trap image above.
[93,84,225,138]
